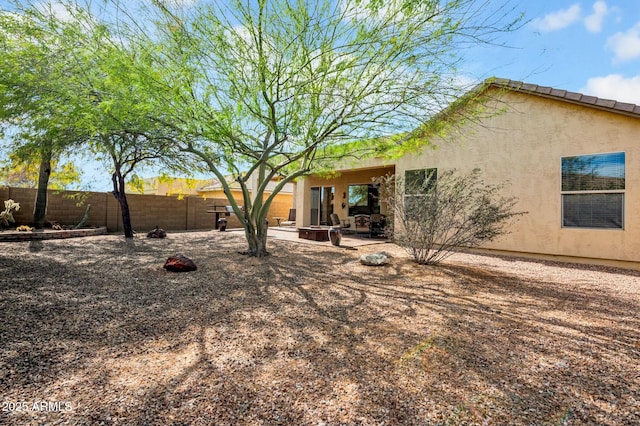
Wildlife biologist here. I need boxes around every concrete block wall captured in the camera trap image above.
[197,187,295,227]
[0,186,244,232]
[1,187,37,226]
[122,193,188,232]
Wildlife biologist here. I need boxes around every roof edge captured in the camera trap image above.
[485,77,640,118]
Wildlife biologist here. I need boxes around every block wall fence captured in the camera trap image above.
[0,186,243,232]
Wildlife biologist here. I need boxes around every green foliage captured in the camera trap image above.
[127,174,146,195]
[0,153,81,190]
[377,169,526,265]
[0,199,20,229]
[0,4,92,226]
[61,191,90,208]
[0,6,88,151]
[0,2,194,236]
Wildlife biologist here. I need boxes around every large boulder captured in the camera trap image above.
[147,227,167,238]
[359,252,389,266]
[163,254,197,272]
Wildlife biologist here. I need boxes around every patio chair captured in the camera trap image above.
[280,209,296,226]
[353,214,371,236]
[330,213,351,230]
[370,213,385,236]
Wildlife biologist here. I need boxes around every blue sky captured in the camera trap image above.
[465,0,640,104]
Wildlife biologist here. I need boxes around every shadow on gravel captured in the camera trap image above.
[1,234,638,425]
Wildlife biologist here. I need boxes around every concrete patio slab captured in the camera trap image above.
[223,226,388,248]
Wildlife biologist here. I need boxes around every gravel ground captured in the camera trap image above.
[0,231,639,425]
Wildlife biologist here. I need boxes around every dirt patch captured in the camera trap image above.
[1,231,638,425]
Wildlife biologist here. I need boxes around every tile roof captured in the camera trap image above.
[487,78,640,118]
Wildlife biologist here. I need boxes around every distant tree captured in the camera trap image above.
[0,152,81,190]
[377,169,525,265]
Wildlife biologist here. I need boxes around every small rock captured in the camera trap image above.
[359,252,389,266]
[147,226,167,238]
[163,254,197,272]
[29,240,43,252]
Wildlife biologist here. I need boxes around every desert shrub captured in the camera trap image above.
[0,199,20,229]
[377,169,526,265]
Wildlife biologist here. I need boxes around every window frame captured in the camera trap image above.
[404,168,437,196]
[347,183,380,216]
[560,152,625,230]
[403,168,437,220]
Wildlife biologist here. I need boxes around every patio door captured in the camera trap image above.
[310,186,334,225]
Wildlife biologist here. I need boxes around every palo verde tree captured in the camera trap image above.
[0,6,88,227]
[18,0,522,255]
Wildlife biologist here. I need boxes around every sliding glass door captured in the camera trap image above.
[310,186,334,225]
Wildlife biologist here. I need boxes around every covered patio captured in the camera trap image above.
[294,160,396,232]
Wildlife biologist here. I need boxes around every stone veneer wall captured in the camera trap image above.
[0,187,242,232]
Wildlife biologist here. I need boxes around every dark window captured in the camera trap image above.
[404,168,437,220]
[561,152,624,229]
[405,168,437,195]
[348,184,379,216]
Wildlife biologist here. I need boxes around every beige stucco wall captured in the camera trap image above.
[396,89,640,264]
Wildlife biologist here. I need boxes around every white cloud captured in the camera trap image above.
[35,1,74,22]
[584,1,608,33]
[607,22,640,62]
[531,4,581,33]
[581,74,640,104]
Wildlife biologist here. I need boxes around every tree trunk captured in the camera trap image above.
[243,213,269,257]
[33,153,52,229]
[111,171,134,238]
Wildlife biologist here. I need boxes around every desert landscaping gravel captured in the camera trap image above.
[1,231,639,425]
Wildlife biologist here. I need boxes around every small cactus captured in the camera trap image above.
[0,199,20,229]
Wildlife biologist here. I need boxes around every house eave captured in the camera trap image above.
[487,78,640,119]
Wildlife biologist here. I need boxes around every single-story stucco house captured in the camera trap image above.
[294,78,640,269]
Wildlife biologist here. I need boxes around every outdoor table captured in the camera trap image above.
[297,227,329,241]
